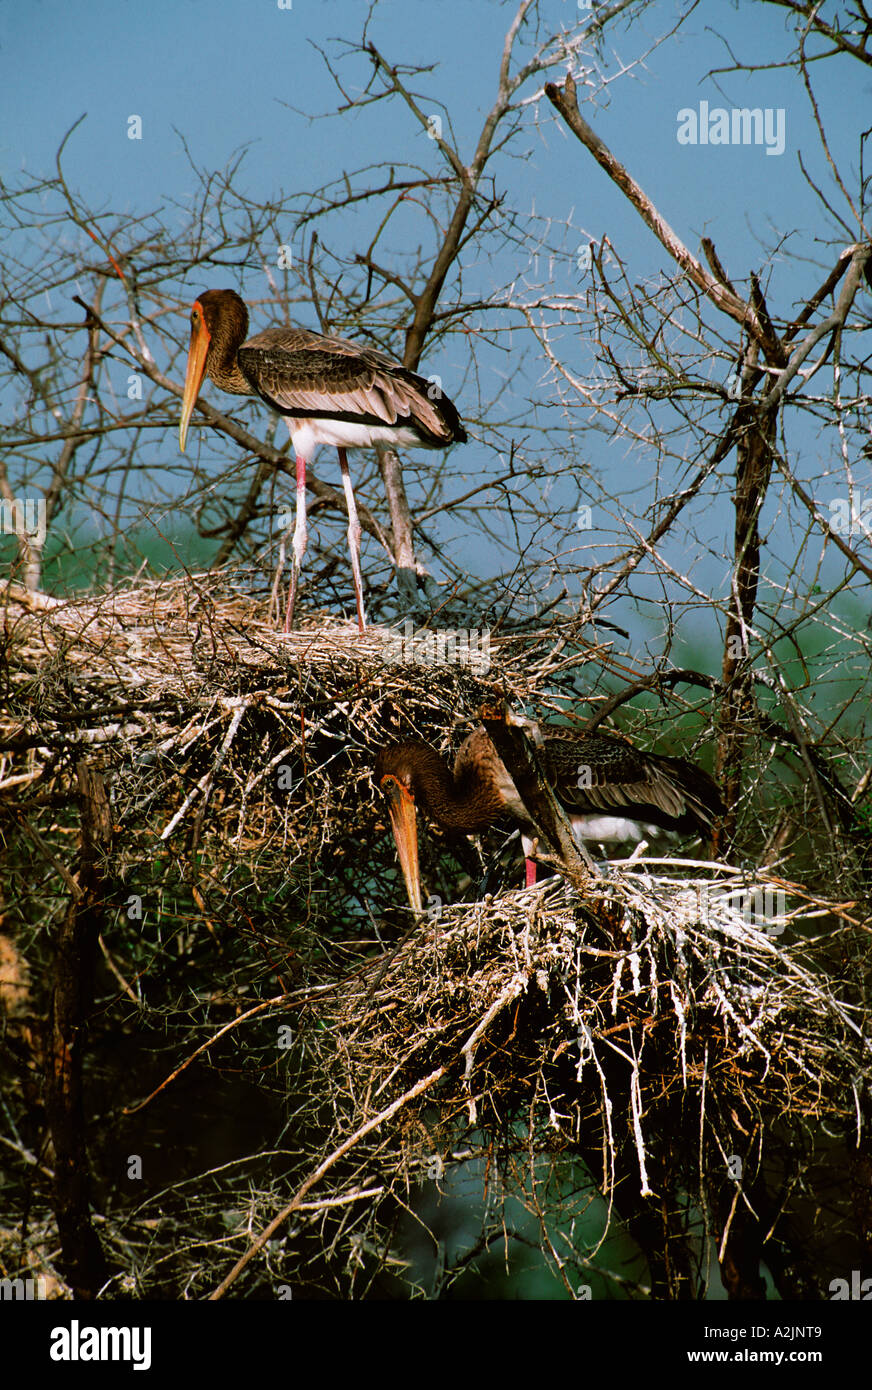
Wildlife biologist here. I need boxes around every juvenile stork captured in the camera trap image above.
[374,724,724,911]
[178,288,466,631]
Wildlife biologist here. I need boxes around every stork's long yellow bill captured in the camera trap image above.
[380,775,423,914]
[178,306,210,453]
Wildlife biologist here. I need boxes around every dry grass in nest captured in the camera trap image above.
[330,863,866,1190]
[3,572,526,887]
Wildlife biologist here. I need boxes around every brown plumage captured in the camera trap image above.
[374,725,725,910]
[179,288,466,631]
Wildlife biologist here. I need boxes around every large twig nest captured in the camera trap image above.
[3,572,867,1298]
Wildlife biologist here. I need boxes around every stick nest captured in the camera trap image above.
[2,572,868,1298]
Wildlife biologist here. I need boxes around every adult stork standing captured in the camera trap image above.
[374,724,724,912]
[178,288,467,632]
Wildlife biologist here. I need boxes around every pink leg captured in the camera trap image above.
[338,447,366,633]
[525,858,537,887]
[283,452,308,632]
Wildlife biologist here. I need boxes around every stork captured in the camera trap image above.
[375,724,724,911]
[179,288,466,631]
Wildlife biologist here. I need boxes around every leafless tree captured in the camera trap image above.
[1,0,870,1305]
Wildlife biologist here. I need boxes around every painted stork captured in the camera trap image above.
[374,725,724,912]
[178,288,467,632]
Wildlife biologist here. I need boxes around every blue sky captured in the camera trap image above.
[1,0,869,656]
[2,1,855,254]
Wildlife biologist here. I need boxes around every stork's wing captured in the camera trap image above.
[238,327,464,444]
[541,729,724,832]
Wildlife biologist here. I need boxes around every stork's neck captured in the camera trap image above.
[201,294,253,396]
[206,338,253,396]
[410,746,504,833]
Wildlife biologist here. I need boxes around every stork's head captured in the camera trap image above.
[178,289,248,452]
[374,746,423,914]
